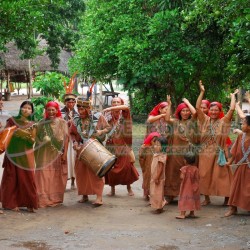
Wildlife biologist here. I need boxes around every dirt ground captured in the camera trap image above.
[0,96,249,250]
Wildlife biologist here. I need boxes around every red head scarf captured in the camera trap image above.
[175,103,189,120]
[208,101,232,146]
[144,132,160,145]
[209,102,224,118]
[149,102,168,116]
[45,101,62,118]
[202,100,210,107]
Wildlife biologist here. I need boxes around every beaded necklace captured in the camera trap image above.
[237,133,250,168]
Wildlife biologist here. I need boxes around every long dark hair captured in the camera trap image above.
[15,101,35,121]
[155,136,168,153]
[246,115,250,126]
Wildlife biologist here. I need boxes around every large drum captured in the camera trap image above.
[78,138,116,177]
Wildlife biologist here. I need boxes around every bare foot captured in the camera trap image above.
[127,188,134,196]
[176,215,185,219]
[0,210,3,214]
[201,199,211,206]
[12,207,20,212]
[92,200,103,206]
[78,195,88,203]
[224,207,237,217]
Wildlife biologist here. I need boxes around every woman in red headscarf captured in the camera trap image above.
[34,101,69,208]
[103,97,139,196]
[139,132,160,200]
[164,95,197,203]
[146,101,170,137]
[196,81,237,206]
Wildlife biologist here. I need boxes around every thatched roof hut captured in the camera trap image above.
[0,39,71,83]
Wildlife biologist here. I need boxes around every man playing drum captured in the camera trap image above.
[70,98,111,206]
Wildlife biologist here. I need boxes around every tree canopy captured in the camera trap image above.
[0,0,85,67]
[70,0,249,114]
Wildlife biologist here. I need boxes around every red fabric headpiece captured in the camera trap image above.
[45,101,62,118]
[143,132,160,145]
[175,103,188,120]
[209,102,224,118]
[209,102,222,111]
[149,102,168,116]
[202,99,210,107]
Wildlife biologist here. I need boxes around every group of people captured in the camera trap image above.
[0,81,249,221]
[139,81,250,218]
[0,93,139,212]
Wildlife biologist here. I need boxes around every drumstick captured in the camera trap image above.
[229,162,250,167]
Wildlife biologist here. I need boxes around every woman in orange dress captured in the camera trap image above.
[146,101,170,138]
[225,112,250,216]
[0,101,38,212]
[35,101,69,208]
[164,95,197,203]
[103,97,139,196]
[196,81,237,206]
[139,132,160,200]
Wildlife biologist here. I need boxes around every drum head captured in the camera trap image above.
[97,156,116,178]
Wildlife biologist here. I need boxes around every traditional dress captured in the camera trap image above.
[146,102,170,138]
[139,145,154,197]
[104,108,139,186]
[164,119,198,196]
[35,118,68,207]
[139,132,160,198]
[61,106,78,181]
[197,109,233,197]
[0,118,38,210]
[150,153,167,209]
[228,134,250,211]
[178,165,200,211]
[71,112,111,197]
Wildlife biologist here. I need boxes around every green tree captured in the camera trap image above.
[0,0,85,67]
[71,0,249,115]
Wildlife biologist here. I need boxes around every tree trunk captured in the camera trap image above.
[28,59,33,98]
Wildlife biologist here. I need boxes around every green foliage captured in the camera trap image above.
[70,0,249,114]
[0,0,85,67]
[33,72,67,99]
[31,96,53,121]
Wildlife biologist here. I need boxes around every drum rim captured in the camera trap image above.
[97,156,116,178]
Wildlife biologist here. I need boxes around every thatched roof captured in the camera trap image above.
[0,39,71,77]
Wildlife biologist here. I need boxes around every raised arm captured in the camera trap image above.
[147,113,166,123]
[224,89,238,121]
[165,95,174,123]
[235,101,246,119]
[182,98,196,116]
[196,80,205,109]
[102,105,129,112]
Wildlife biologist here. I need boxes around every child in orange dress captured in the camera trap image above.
[150,137,168,213]
[176,151,200,219]
[139,132,160,200]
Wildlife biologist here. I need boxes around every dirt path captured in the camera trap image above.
[0,96,249,250]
